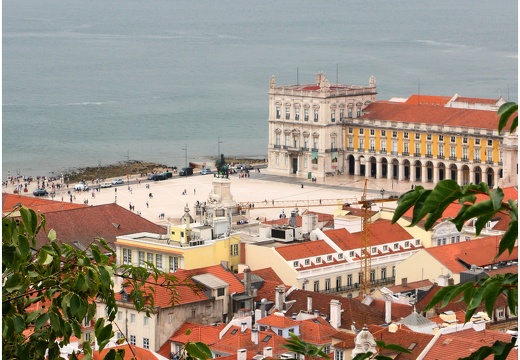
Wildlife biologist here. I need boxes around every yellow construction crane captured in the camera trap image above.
[355,179,399,297]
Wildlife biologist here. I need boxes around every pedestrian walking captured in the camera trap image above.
[146,201,149,208]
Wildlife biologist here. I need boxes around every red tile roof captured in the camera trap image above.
[275,240,337,261]
[404,95,451,106]
[424,328,517,360]
[77,345,162,360]
[299,316,338,345]
[2,193,86,214]
[169,322,226,345]
[323,219,416,249]
[117,264,244,308]
[364,298,413,321]
[211,327,288,357]
[416,284,509,315]
[257,313,300,328]
[285,289,387,329]
[31,203,166,249]
[360,101,500,130]
[452,95,499,105]
[386,279,434,294]
[424,236,517,274]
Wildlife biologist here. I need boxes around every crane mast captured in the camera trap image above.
[360,179,372,298]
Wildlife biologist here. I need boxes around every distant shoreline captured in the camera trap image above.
[60,157,267,183]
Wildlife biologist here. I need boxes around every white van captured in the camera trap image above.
[74,183,89,191]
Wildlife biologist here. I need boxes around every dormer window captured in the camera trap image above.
[305,259,310,266]
[327,255,333,261]
[349,251,355,257]
[338,253,344,259]
[120,290,129,302]
[371,247,377,254]
[415,239,421,246]
[316,257,322,264]
[382,245,388,251]
[293,261,299,267]
[393,243,399,250]
[404,241,410,248]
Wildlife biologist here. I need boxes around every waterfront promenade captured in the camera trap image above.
[5,165,428,225]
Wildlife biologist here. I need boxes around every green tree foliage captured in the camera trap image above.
[2,207,208,360]
[390,102,518,360]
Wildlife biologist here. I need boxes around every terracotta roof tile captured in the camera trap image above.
[360,101,500,130]
[275,240,337,261]
[299,316,338,345]
[169,322,225,345]
[365,298,413,320]
[78,345,163,360]
[424,236,517,274]
[386,279,434,294]
[3,193,87,214]
[404,95,451,106]
[424,328,517,360]
[257,313,300,328]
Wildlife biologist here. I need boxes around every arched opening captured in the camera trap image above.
[486,168,494,188]
[403,160,410,180]
[359,156,366,176]
[392,159,399,180]
[474,166,482,184]
[426,161,434,182]
[461,165,470,185]
[414,160,422,182]
[438,163,446,181]
[450,164,458,181]
[381,158,388,178]
[370,157,377,178]
[347,155,355,175]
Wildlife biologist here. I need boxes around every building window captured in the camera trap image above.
[357,108,361,117]
[392,131,397,138]
[316,257,322,263]
[304,109,309,121]
[415,239,421,246]
[426,133,432,141]
[382,245,388,251]
[414,142,419,155]
[143,338,149,350]
[394,243,399,250]
[371,247,377,254]
[147,253,153,266]
[359,128,364,135]
[130,314,136,324]
[331,110,336,122]
[335,349,345,360]
[217,288,225,297]
[275,107,280,119]
[487,139,493,146]
[358,138,364,150]
[340,109,345,120]
[83,316,90,327]
[415,133,420,140]
[463,137,468,144]
[313,110,319,122]
[370,270,376,282]
[403,142,409,154]
[285,107,290,120]
[369,139,375,151]
[138,251,145,266]
[84,332,91,342]
[497,308,505,320]
[338,253,343,259]
[123,248,132,265]
[438,144,444,157]
[327,255,333,261]
[349,251,355,257]
[336,276,342,290]
[370,129,375,136]
[404,241,410,248]
[392,141,397,153]
[117,311,122,321]
[381,130,386,137]
[404,132,409,139]
[169,256,178,273]
[426,144,432,157]
[347,108,352,118]
[293,261,299,267]
[450,146,456,159]
[381,268,387,280]
[450,136,456,143]
[156,254,162,270]
[143,316,149,326]
[380,140,386,152]
[305,259,310,265]
[462,147,468,160]
[230,244,239,256]
[325,279,331,291]
[168,313,173,323]
[439,135,444,142]
[348,127,353,134]
[347,274,352,286]
[475,138,480,145]
[313,281,319,292]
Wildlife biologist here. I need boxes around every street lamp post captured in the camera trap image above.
[182,144,188,176]
[380,189,385,199]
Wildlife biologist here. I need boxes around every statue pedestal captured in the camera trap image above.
[210,177,234,205]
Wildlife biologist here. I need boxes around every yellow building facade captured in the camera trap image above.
[344,95,508,187]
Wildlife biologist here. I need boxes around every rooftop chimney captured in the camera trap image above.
[241,322,247,333]
[329,299,342,329]
[385,298,392,324]
[263,347,273,357]
[401,277,408,287]
[237,349,247,360]
[251,328,259,345]
[307,295,313,313]
[275,285,286,310]
[313,310,320,318]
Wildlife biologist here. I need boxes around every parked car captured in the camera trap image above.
[179,167,193,176]
[100,182,112,188]
[33,188,48,196]
[200,168,213,175]
[149,174,166,181]
[74,183,89,191]
[112,178,124,185]
[163,171,173,179]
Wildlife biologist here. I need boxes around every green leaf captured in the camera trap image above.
[185,342,212,359]
[497,102,518,134]
[37,248,53,265]
[497,218,518,257]
[48,228,57,242]
[97,324,113,353]
[391,188,427,225]
[34,313,50,330]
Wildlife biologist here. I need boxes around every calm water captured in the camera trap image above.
[3,0,517,179]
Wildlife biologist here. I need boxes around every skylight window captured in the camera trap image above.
[262,335,272,342]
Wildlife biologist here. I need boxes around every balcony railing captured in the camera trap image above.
[462,157,469,162]
[317,277,395,295]
[449,156,457,160]
[301,147,309,151]
[414,153,421,157]
[402,151,409,156]
[380,149,387,154]
[486,160,494,165]
[369,149,376,153]
[426,154,433,158]
[391,151,398,155]
[347,147,354,151]
[283,145,289,150]
[474,159,481,163]
[357,148,365,152]
[498,161,503,165]
[311,148,319,152]
[437,155,445,159]
[274,144,281,149]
